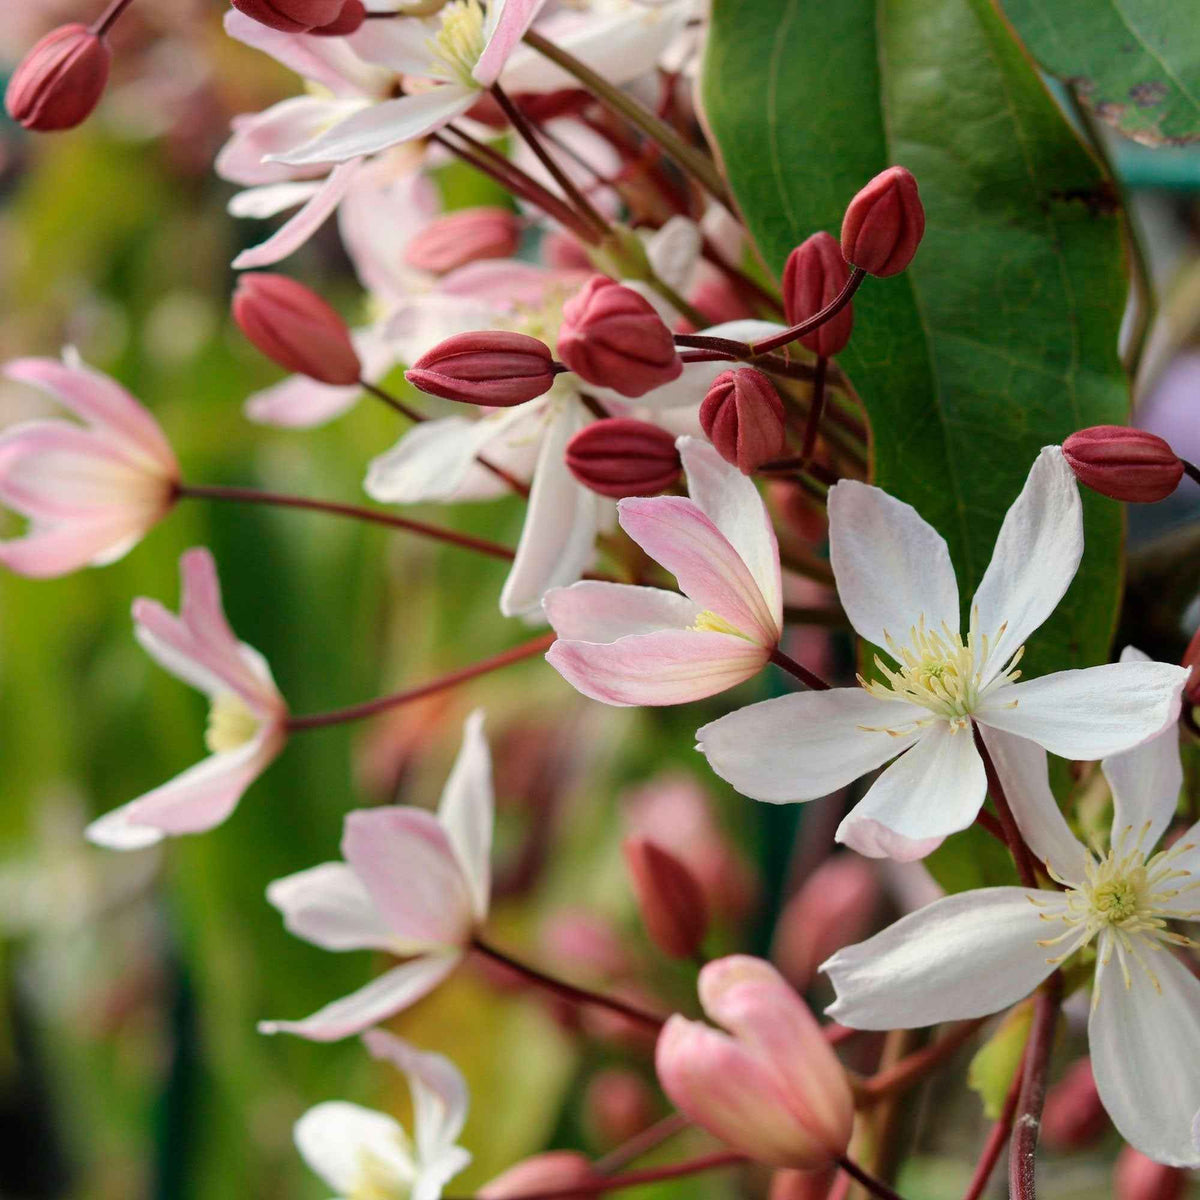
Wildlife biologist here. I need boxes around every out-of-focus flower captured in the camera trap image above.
[1062,426,1185,504]
[545,437,782,705]
[1041,1057,1107,1150]
[479,1151,598,1199]
[87,549,288,849]
[260,711,493,1041]
[768,1167,838,1200]
[5,23,111,132]
[656,956,854,1168]
[0,353,178,578]
[840,166,924,277]
[699,367,787,474]
[406,331,558,406]
[782,233,854,357]
[564,418,682,498]
[406,207,523,274]
[1113,1146,1188,1200]
[583,1069,656,1148]
[295,1029,471,1200]
[623,836,708,959]
[699,448,1188,861]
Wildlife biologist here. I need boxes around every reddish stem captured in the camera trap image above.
[833,1155,908,1200]
[593,1113,690,1174]
[973,724,1040,888]
[801,356,828,462]
[768,645,832,691]
[1009,974,1063,1200]
[860,1018,987,1101]
[750,268,866,355]
[962,1047,1026,1200]
[92,0,136,36]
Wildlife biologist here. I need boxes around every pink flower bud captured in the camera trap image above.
[657,957,854,1169]
[699,368,787,474]
[564,419,682,499]
[480,1152,599,1200]
[584,1068,657,1147]
[1062,426,1184,503]
[230,0,344,32]
[1040,1058,1107,1150]
[558,276,682,398]
[5,24,111,133]
[782,233,855,356]
[768,1167,838,1200]
[233,274,361,386]
[841,166,925,277]
[1113,1147,1188,1200]
[406,208,522,274]
[405,331,556,407]
[623,836,708,959]
[310,0,366,35]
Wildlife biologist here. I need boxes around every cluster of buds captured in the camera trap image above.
[231,0,366,36]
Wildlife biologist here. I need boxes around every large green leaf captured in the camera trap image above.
[702,0,1128,677]
[1000,1,1200,146]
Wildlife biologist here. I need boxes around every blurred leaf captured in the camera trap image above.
[967,997,1033,1118]
[924,820,1019,895]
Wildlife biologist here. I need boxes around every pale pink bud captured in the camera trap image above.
[5,24,111,133]
[406,331,556,407]
[772,855,879,992]
[233,274,361,386]
[565,419,682,499]
[406,208,522,274]
[623,836,708,959]
[699,368,787,474]
[1113,1147,1187,1200]
[230,0,344,33]
[782,233,855,357]
[558,276,683,398]
[543,232,593,272]
[841,166,925,277]
[656,956,854,1169]
[539,910,631,981]
[769,1167,838,1200]
[480,1152,599,1200]
[1184,625,1200,707]
[584,1068,657,1147]
[1040,1057,1107,1150]
[1062,426,1184,503]
[310,0,366,35]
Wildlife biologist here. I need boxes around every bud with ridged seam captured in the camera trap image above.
[405,331,557,407]
[841,166,925,277]
[406,208,522,274]
[623,836,708,959]
[231,0,345,33]
[1062,426,1185,503]
[564,419,682,499]
[5,24,111,133]
[699,368,787,474]
[310,0,367,35]
[782,232,854,356]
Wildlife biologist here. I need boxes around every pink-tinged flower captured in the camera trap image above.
[1114,1147,1188,1200]
[656,956,853,1169]
[86,549,288,850]
[699,447,1189,861]
[479,1152,597,1199]
[545,436,782,706]
[0,352,178,578]
[259,711,492,1041]
[822,673,1200,1167]
[295,1029,471,1200]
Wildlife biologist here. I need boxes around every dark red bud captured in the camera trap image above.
[405,207,522,274]
[406,330,556,407]
[1062,426,1184,503]
[699,368,787,474]
[841,166,925,277]
[1113,1147,1187,1200]
[232,273,361,386]
[564,418,682,499]
[622,836,708,959]
[5,24,111,133]
[782,232,854,356]
[558,276,682,399]
[310,0,366,35]
[230,0,345,33]
[1040,1058,1108,1150]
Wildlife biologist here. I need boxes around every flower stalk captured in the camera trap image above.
[1009,974,1063,1200]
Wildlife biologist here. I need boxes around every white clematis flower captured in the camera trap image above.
[698,447,1189,861]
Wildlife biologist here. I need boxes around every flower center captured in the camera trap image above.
[690,610,751,640]
[205,692,261,755]
[428,0,486,87]
[350,1146,410,1200]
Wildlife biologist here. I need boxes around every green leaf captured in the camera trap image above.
[967,998,1033,1118]
[702,0,1128,679]
[999,1,1200,147]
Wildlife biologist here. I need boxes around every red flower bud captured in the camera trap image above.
[405,330,556,407]
[841,166,925,277]
[1184,625,1200,707]
[230,0,344,33]
[622,836,708,959]
[1040,1058,1107,1150]
[558,276,682,398]
[233,273,361,386]
[564,418,682,499]
[1113,1147,1187,1200]
[310,0,366,35]
[405,207,522,274]
[1062,426,1184,503]
[5,24,111,133]
[782,232,855,356]
[699,368,787,474]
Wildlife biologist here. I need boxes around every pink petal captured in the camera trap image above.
[244,374,362,428]
[437,711,494,923]
[0,515,150,578]
[543,580,700,641]
[216,97,358,187]
[266,862,399,953]
[474,0,550,88]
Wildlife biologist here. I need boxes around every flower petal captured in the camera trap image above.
[821,887,1059,1029]
[0,515,150,578]
[474,0,549,87]
[437,710,493,923]
[543,580,699,641]
[294,1101,414,1196]
[266,862,399,953]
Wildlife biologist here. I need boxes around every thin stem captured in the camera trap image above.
[975,807,1008,848]
[471,936,665,1032]
[578,393,612,421]
[973,724,1040,888]
[361,378,423,422]
[962,1046,1026,1200]
[749,269,866,356]
[92,0,136,36]
[1184,460,1200,488]
[860,1018,987,1101]
[834,1154,908,1200]
[593,1113,690,1174]
[801,356,828,462]
[177,483,516,562]
[285,633,555,732]
[1009,974,1063,1200]
[768,645,831,691]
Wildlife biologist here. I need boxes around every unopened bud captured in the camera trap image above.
[841,166,925,277]
[699,368,787,474]
[584,1068,656,1147]
[1113,1147,1187,1200]
[406,330,556,407]
[233,273,361,386]
[1062,426,1184,503]
[480,1153,599,1200]
[406,207,522,274]
[564,419,681,499]
[782,233,855,356]
[1040,1058,1107,1150]
[558,276,682,398]
[231,0,345,31]
[310,0,366,35]
[5,24,111,133]
[623,836,708,959]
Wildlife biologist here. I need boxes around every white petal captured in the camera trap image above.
[543,580,699,641]
[697,688,922,803]
[1089,946,1200,1167]
[645,216,701,294]
[1170,818,1200,881]
[266,862,398,953]
[836,723,985,861]
[971,446,1082,679]
[977,661,1188,761]
[827,479,959,650]
[228,181,323,220]
[295,1101,414,1195]
[822,888,1059,1029]
[437,710,493,922]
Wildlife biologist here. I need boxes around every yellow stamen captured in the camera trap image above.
[205,692,261,754]
[428,0,486,87]
[690,610,751,640]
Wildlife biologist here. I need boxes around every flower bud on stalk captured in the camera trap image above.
[480,1152,600,1200]
[405,208,522,274]
[699,368,787,474]
[564,419,682,499]
[406,331,557,407]
[1040,1057,1107,1150]
[5,24,111,133]
[233,274,362,386]
[1062,426,1185,503]
[1113,1147,1188,1200]
[782,233,855,356]
[230,0,344,32]
[310,0,366,35]
[623,836,708,959]
[558,276,683,398]
[841,166,925,277]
